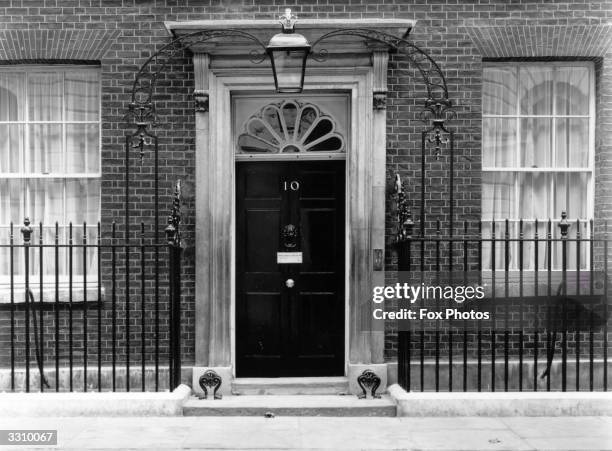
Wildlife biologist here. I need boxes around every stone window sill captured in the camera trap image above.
[0,282,104,305]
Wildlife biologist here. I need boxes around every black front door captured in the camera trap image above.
[236,161,345,377]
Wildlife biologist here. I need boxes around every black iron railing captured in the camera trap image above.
[0,212,182,393]
[396,214,611,392]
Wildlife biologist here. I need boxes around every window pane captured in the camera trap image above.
[263,105,284,137]
[0,179,23,224]
[0,67,100,280]
[41,226,65,277]
[482,172,514,219]
[0,124,22,172]
[28,124,62,173]
[483,67,517,115]
[28,179,64,225]
[70,225,98,275]
[0,72,23,121]
[66,179,100,224]
[0,227,12,278]
[28,73,62,121]
[565,220,589,271]
[482,118,516,167]
[0,180,24,275]
[481,221,510,270]
[554,173,589,219]
[519,66,553,115]
[65,71,99,121]
[520,118,552,168]
[556,118,588,168]
[66,124,99,173]
[519,222,538,271]
[518,172,551,220]
[556,67,589,116]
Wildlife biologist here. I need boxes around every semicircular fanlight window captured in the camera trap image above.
[237,100,345,155]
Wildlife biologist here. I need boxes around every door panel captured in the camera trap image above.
[245,209,280,270]
[236,161,345,377]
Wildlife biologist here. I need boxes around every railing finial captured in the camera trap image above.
[558,210,570,238]
[21,217,32,244]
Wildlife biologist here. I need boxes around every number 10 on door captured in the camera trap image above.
[284,180,300,191]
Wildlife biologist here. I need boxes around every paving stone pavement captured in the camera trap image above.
[0,416,611,450]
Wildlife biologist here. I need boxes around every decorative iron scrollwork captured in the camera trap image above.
[427,123,450,160]
[125,28,269,138]
[165,180,182,247]
[128,26,454,150]
[310,48,328,63]
[394,174,414,242]
[418,98,455,159]
[310,28,450,106]
[357,369,382,399]
[198,369,223,400]
[419,98,456,125]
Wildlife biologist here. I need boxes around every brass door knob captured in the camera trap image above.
[285,278,295,288]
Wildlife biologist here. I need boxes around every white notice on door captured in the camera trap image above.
[277,252,303,264]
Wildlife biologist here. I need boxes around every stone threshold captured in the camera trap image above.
[184,394,396,417]
[231,376,349,395]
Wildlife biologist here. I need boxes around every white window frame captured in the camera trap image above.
[0,65,101,288]
[482,61,595,271]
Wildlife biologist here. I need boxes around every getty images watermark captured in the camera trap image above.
[370,272,498,332]
[372,282,490,321]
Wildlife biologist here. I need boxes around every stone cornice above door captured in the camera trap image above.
[164,18,415,65]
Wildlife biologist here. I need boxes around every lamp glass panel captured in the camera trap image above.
[272,49,306,92]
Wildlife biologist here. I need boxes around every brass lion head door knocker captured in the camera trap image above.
[281,224,299,249]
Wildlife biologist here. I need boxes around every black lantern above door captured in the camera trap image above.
[266,9,311,93]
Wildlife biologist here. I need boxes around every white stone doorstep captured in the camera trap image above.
[0,384,192,417]
[388,383,612,417]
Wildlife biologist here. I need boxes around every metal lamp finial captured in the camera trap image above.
[279,8,297,32]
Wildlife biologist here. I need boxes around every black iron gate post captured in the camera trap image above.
[165,181,182,390]
[21,218,32,393]
[394,174,415,390]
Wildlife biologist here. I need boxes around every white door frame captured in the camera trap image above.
[193,57,388,376]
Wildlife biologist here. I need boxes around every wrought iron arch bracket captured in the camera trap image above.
[309,28,454,123]
[125,29,269,130]
[125,27,455,133]
[309,29,457,241]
